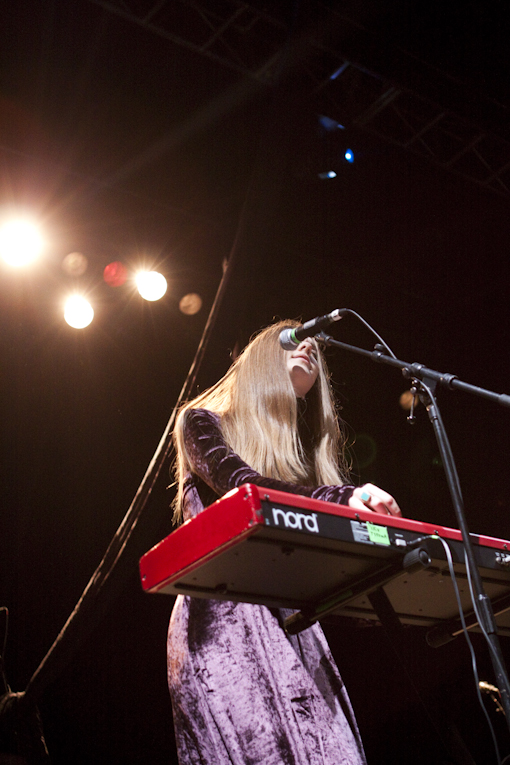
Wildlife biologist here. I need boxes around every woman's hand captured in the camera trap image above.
[348,483,402,517]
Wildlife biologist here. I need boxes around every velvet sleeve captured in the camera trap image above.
[183,408,355,506]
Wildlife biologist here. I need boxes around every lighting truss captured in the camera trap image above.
[88,0,510,199]
[87,0,289,80]
[309,57,510,198]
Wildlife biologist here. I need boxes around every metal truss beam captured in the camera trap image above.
[88,0,510,200]
[315,60,510,198]
[88,0,288,80]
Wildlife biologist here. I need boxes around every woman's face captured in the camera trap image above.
[285,339,320,398]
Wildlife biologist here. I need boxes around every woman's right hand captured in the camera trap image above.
[348,483,402,517]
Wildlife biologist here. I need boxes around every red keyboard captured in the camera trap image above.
[139,483,510,638]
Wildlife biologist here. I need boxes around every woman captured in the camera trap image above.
[168,320,401,764]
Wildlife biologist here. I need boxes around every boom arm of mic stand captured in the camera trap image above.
[318,331,510,728]
[316,332,510,407]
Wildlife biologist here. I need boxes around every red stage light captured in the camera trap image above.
[103,261,127,287]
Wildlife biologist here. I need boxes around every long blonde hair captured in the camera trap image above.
[173,320,350,521]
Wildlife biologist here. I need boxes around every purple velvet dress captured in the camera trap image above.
[167,409,367,764]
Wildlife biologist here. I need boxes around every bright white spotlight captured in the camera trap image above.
[64,295,94,328]
[135,271,167,301]
[0,219,45,267]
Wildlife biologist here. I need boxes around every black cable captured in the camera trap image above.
[434,537,501,764]
[318,308,398,359]
[0,607,9,695]
[23,20,309,703]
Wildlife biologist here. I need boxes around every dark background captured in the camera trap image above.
[1,1,510,762]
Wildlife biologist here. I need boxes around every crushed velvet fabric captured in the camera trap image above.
[167,408,367,764]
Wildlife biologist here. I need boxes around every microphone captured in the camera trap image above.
[279,309,346,350]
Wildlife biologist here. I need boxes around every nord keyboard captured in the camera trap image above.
[139,483,510,639]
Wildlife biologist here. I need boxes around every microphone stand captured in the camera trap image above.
[317,330,510,731]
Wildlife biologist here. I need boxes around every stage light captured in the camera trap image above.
[0,218,44,267]
[318,115,345,132]
[179,293,202,315]
[64,295,94,328]
[329,62,349,81]
[62,251,88,277]
[318,171,337,179]
[103,261,128,287]
[399,391,414,411]
[344,149,354,163]
[135,270,167,301]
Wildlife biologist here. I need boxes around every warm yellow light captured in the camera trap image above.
[62,251,88,276]
[0,219,45,267]
[64,295,94,328]
[399,390,417,411]
[179,293,203,315]
[135,270,167,301]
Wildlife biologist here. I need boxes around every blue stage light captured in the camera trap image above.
[344,149,354,163]
[318,115,345,132]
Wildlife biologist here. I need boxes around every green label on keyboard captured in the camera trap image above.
[366,522,390,546]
